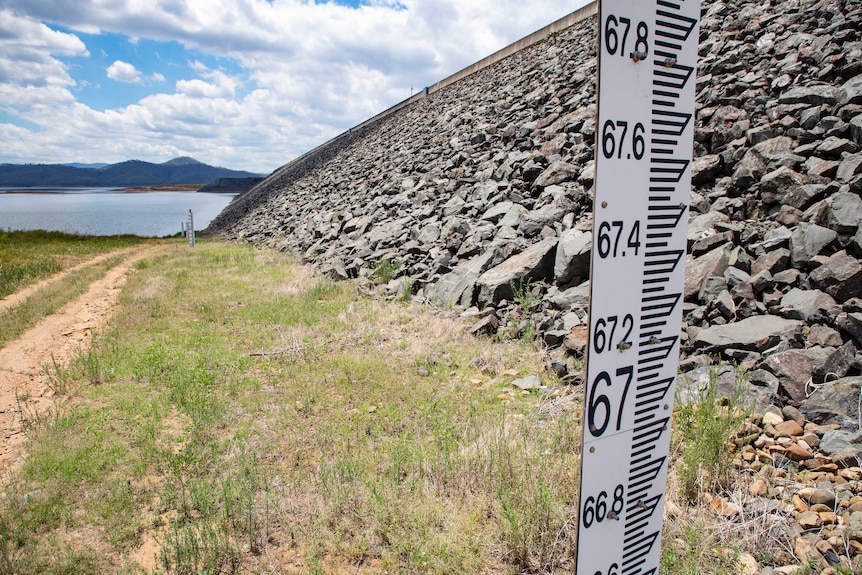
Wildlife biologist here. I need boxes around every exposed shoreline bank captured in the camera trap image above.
[1,184,204,194]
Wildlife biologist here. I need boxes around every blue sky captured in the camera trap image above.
[0,0,592,173]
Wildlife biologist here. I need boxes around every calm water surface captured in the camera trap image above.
[0,188,236,237]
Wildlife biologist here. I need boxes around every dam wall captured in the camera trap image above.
[209,0,862,417]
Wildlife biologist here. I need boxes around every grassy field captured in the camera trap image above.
[0,239,754,575]
[0,230,144,299]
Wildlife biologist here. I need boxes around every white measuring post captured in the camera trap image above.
[576,1,700,574]
[187,209,195,247]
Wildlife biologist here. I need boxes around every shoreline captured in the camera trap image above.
[1,184,204,194]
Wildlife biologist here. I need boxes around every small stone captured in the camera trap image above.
[794,537,826,568]
[801,433,821,449]
[798,510,824,529]
[774,420,804,438]
[762,406,785,426]
[782,405,806,427]
[750,476,770,497]
[709,496,740,518]
[737,552,759,575]
[511,376,541,391]
[773,566,803,575]
[810,488,837,508]
[840,469,862,481]
[820,512,838,525]
[785,444,815,461]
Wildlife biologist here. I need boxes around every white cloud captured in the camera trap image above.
[0,9,87,88]
[0,0,593,173]
[106,60,143,83]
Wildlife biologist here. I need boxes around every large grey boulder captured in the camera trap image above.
[790,223,838,268]
[800,377,862,429]
[691,154,723,185]
[685,244,731,300]
[554,228,591,285]
[779,84,843,106]
[816,192,862,235]
[731,138,804,191]
[783,184,828,211]
[476,238,558,306]
[818,429,862,464]
[688,212,730,244]
[533,161,580,188]
[693,315,802,351]
[731,148,766,190]
[759,166,806,205]
[426,248,499,308]
[837,154,862,182]
[779,288,838,322]
[760,350,813,402]
[835,312,862,346]
[518,202,568,236]
[480,201,515,224]
[808,251,862,302]
[752,248,790,276]
[842,74,862,106]
[544,281,591,310]
[812,341,857,382]
[851,115,862,146]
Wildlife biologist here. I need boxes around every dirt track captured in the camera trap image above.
[0,244,163,471]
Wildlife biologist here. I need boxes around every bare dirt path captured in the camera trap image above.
[0,243,165,471]
[0,247,137,314]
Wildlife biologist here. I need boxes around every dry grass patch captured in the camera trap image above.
[0,241,583,575]
[0,240,779,575]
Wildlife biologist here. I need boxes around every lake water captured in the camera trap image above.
[0,188,236,237]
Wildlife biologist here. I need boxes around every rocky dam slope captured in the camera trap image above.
[210,0,862,426]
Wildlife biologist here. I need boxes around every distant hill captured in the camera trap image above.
[0,157,263,187]
[64,162,109,169]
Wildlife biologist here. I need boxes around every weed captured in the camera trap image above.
[160,521,240,575]
[674,366,750,501]
[397,277,414,301]
[370,259,399,284]
[510,277,540,315]
[43,354,72,395]
[65,347,106,387]
[16,391,59,437]
[660,521,740,575]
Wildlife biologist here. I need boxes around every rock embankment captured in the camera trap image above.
[209,0,862,420]
[198,177,264,194]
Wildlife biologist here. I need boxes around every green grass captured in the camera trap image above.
[660,521,741,575]
[0,241,580,574]
[0,229,143,298]
[370,258,399,284]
